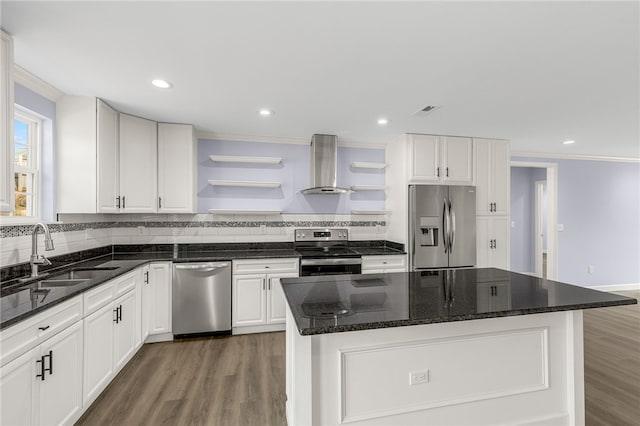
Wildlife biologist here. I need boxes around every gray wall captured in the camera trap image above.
[510,167,535,273]
[513,157,640,286]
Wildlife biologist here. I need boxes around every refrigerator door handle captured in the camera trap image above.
[450,198,456,253]
[442,199,449,253]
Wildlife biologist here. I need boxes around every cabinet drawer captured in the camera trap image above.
[233,258,299,275]
[0,296,83,367]
[84,281,115,316]
[362,255,406,270]
[114,270,138,298]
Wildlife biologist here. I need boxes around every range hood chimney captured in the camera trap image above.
[301,134,350,194]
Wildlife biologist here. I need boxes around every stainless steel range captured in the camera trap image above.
[295,228,362,276]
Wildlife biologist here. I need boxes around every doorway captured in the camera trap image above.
[510,162,558,280]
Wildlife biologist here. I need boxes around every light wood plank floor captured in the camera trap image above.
[77,291,639,426]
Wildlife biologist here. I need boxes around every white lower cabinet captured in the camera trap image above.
[82,269,140,408]
[361,255,407,274]
[1,314,83,426]
[476,216,510,269]
[147,262,172,337]
[232,258,299,333]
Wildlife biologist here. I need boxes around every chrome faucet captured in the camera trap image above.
[29,222,55,278]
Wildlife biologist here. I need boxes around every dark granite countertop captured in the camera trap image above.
[281,268,638,336]
[0,241,405,330]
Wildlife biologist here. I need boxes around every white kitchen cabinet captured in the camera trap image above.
[96,99,119,213]
[82,269,140,407]
[474,138,510,216]
[361,255,407,274]
[0,31,14,213]
[1,317,83,426]
[141,265,151,342]
[146,262,172,338]
[158,123,196,213]
[232,258,299,333]
[119,113,158,213]
[476,216,509,269]
[408,134,473,184]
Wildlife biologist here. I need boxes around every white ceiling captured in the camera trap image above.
[2,1,639,158]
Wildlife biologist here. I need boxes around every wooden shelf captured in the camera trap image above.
[209,155,282,165]
[208,180,281,188]
[351,185,386,191]
[351,162,387,169]
[351,210,389,215]
[208,209,282,215]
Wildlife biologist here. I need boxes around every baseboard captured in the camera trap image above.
[144,332,174,343]
[589,283,640,292]
[518,412,570,426]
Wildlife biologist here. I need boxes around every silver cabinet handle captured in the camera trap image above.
[449,198,456,253]
[442,200,449,254]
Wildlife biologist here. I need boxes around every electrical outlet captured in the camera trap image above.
[588,265,594,274]
[511,221,516,228]
[84,228,92,240]
[137,226,146,235]
[260,224,266,234]
[409,370,429,385]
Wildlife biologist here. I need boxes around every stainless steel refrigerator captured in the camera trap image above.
[409,185,476,270]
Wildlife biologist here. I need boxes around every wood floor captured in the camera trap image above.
[77,291,639,426]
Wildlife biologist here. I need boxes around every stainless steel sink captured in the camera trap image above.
[39,278,89,287]
[47,267,118,281]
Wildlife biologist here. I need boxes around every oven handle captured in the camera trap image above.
[300,258,362,266]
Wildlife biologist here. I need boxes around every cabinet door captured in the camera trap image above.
[267,272,298,324]
[442,136,473,184]
[38,321,83,426]
[409,134,440,182]
[83,303,115,406]
[114,290,137,371]
[0,32,14,213]
[96,99,119,213]
[491,217,510,270]
[476,217,491,268]
[149,262,172,335]
[157,123,195,213]
[119,113,157,213]
[491,141,510,215]
[141,265,150,341]
[233,274,267,327]
[474,139,492,215]
[0,349,37,426]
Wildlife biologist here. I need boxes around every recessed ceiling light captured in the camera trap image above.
[152,79,173,89]
[377,118,389,125]
[259,109,274,116]
[562,140,575,145]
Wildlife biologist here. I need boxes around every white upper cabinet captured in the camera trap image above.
[474,139,510,216]
[96,99,119,213]
[157,123,196,213]
[0,31,14,213]
[119,113,158,213]
[408,134,473,184]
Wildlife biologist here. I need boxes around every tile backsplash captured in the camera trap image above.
[0,213,387,267]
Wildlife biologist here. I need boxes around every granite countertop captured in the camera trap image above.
[281,268,638,336]
[0,241,406,330]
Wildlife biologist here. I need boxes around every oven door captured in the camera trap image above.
[300,258,362,276]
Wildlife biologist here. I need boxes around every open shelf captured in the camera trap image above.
[351,210,389,215]
[351,162,387,169]
[208,209,282,215]
[208,180,281,188]
[351,185,386,191]
[209,155,282,165]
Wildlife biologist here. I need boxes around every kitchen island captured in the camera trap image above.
[281,269,637,426]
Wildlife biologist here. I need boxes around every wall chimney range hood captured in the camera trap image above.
[301,134,351,194]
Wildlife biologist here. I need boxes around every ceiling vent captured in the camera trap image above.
[413,105,440,116]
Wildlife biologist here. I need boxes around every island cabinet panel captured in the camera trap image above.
[287,309,582,426]
[340,328,547,422]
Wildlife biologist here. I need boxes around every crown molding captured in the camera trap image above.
[512,151,640,164]
[196,131,388,148]
[14,65,64,101]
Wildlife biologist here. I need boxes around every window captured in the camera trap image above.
[12,108,41,217]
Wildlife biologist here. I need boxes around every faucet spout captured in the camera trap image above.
[29,223,55,278]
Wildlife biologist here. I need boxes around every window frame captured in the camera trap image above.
[1,106,43,224]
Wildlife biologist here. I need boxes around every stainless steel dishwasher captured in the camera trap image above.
[172,262,231,337]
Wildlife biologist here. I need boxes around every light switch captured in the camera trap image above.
[557,224,565,232]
